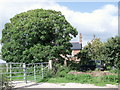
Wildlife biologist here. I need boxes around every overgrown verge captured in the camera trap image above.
[38,64,118,86]
[10,63,118,86]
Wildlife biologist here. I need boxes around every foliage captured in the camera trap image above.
[1,9,78,63]
[77,38,105,68]
[104,36,120,69]
[8,63,118,86]
[39,63,118,86]
[55,66,70,77]
[51,63,71,77]
[84,38,105,60]
[102,75,118,83]
[109,69,118,74]
[0,40,1,59]
[67,60,80,70]
[91,75,118,86]
[77,47,91,66]
[38,72,118,86]
[65,74,93,83]
[77,36,120,70]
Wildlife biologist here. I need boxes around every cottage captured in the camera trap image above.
[70,33,82,62]
[71,42,82,56]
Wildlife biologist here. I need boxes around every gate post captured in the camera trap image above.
[6,63,8,72]
[34,64,36,82]
[41,63,44,79]
[9,63,12,81]
[49,60,52,70]
[23,63,27,83]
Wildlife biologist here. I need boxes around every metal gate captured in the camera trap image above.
[0,62,50,88]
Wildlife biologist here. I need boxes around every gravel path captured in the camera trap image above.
[12,81,118,88]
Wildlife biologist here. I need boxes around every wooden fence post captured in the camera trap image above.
[9,63,12,81]
[49,60,52,70]
[34,64,36,82]
[23,63,27,83]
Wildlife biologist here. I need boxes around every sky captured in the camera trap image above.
[0,0,118,52]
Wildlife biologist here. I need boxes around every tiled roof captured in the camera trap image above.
[71,42,82,50]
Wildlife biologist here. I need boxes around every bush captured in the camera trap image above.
[67,60,80,70]
[55,65,71,77]
[40,63,71,80]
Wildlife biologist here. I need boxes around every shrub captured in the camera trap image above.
[55,66,70,77]
[67,60,80,70]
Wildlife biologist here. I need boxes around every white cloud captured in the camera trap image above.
[0,0,55,3]
[0,1,118,47]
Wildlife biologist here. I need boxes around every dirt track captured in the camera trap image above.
[12,81,118,88]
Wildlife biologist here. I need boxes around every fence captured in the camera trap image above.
[0,60,52,85]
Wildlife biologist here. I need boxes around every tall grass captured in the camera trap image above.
[38,65,118,86]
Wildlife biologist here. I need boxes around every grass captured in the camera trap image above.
[11,74,43,82]
[37,77,117,86]
[5,65,118,87]
[8,69,118,87]
[8,74,118,87]
[37,73,118,86]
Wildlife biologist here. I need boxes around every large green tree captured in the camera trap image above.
[1,9,78,63]
[78,36,120,70]
[77,37,105,66]
[87,38,105,60]
[104,36,120,69]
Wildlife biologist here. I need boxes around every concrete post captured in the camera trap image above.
[49,60,52,70]
[23,63,27,83]
[9,63,12,81]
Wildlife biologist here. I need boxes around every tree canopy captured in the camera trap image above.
[77,36,120,70]
[1,9,78,63]
[104,36,120,69]
[77,37,104,66]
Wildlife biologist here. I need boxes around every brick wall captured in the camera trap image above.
[72,50,80,56]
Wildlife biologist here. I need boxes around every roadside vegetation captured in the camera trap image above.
[0,64,13,90]
[10,65,118,86]
[0,8,119,87]
[37,64,118,86]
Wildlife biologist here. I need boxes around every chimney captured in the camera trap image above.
[93,34,96,40]
[79,33,82,44]
[79,33,82,49]
[91,34,96,42]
